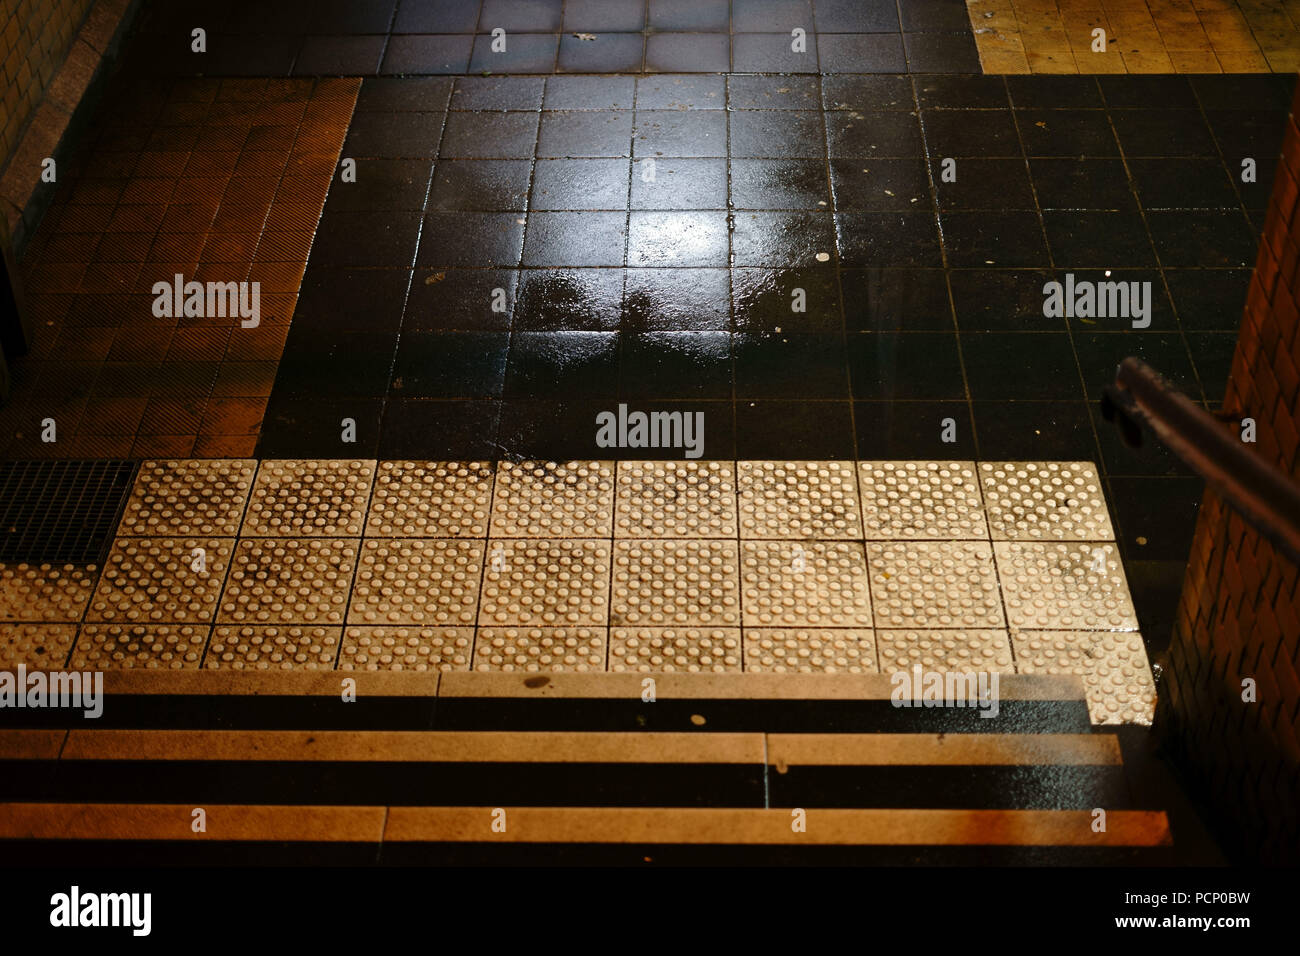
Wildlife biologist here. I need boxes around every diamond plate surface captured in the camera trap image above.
[610,627,742,673]
[242,459,376,536]
[614,460,737,538]
[0,564,98,622]
[0,623,77,668]
[995,542,1139,631]
[737,461,863,539]
[611,540,740,627]
[490,461,614,537]
[70,623,209,669]
[867,542,1005,629]
[339,626,475,671]
[366,461,495,537]
[743,628,878,673]
[218,538,358,625]
[979,462,1115,541]
[876,629,1015,672]
[1013,630,1156,725]
[348,539,483,626]
[474,626,606,672]
[478,539,610,626]
[741,541,872,627]
[87,537,233,623]
[206,625,341,669]
[859,461,986,539]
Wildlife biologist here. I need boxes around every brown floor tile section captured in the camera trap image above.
[971,0,1300,72]
[3,76,359,459]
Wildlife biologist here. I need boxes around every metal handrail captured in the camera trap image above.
[1101,357,1300,565]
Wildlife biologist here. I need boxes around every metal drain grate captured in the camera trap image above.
[0,460,138,564]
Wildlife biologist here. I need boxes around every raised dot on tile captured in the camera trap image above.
[479,539,611,627]
[117,459,257,536]
[207,625,340,670]
[859,461,986,539]
[0,563,98,623]
[474,626,606,672]
[340,626,474,671]
[867,542,1004,629]
[995,542,1138,631]
[737,460,863,539]
[741,541,872,627]
[242,459,376,536]
[71,624,209,670]
[611,540,740,627]
[366,461,494,537]
[875,629,1014,673]
[490,460,614,537]
[980,462,1114,541]
[1012,629,1155,725]
[87,537,232,623]
[614,461,737,538]
[218,538,358,625]
[348,539,483,626]
[743,628,877,673]
[610,627,741,673]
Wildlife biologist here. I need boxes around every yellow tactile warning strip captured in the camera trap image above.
[5,77,359,459]
[0,458,1155,724]
[0,803,387,842]
[968,0,1300,73]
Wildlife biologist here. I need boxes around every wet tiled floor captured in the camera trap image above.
[0,457,1156,724]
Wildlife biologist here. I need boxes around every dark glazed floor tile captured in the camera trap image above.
[515,269,624,330]
[940,211,1049,268]
[922,110,1020,157]
[1190,74,1293,112]
[733,268,842,332]
[645,34,731,73]
[1091,401,1192,477]
[417,212,525,268]
[311,211,422,267]
[468,33,559,73]
[854,401,976,458]
[505,331,619,399]
[903,33,980,73]
[633,111,728,157]
[294,35,387,76]
[620,331,733,399]
[727,75,820,110]
[258,398,383,458]
[934,159,1034,210]
[734,332,848,399]
[627,211,729,267]
[915,75,1009,110]
[479,0,563,32]
[500,399,734,459]
[830,158,928,210]
[1184,332,1237,405]
[532,158,631,210]
[1099,75,1197,110]
[847,332,964,400]
[1164,269,1250,331]
[404,269,517,331]
[1128,158,1237,209]
[816,34,907,73]
[539,111,635,158]
[728,111,825,159]
[451,76,546,111]
[1007,76,1102,110]
[822,75,913,111]
[1029,158,1134,210]
[948,270,1056,332]
[1106,477,1204,562]
[635,74,725,110]
[343,112,444,158]
[972,401,1101,463]
[1144,210,1257,268]
[814,0,899,32]
[355,78,455,112]
[731,33,819,74]
[1016,110,1118,157]
[1041,211,1155,269]
[732,0,815,32]
[826,111,923,157]
[648,0,730,31]
[380,400,502,459]
[522,212,628,267]
[836,212,941,268]
[326,159,432,211]
[623,269,731,330]
[440,111,540,159]
[274,330,396,399]
[394,0,482,33]
[545,75,637,110]
[564,0,647,31]
[841,269,952,331]
[960,333,1081,400]
[899,0,971,32]
[1111,110,1217,158]
[380,35,474,75]
[1073,332,1200,401]
[632,158,727,209]
[558,34,645,74]
[735,400,855,458]
[428,160,531,210]
[294,268,412,333]
[732,159,831,210]
[392,331,509,398]
[731,211,836,266]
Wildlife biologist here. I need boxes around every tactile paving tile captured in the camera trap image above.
[242,459,376,536]
[741,541,872,627]
[86,537,233,623]
[117,459,257,536]
[611,540,740,627]
[474,627,606,672]
[743,628,878,673]
[737,461,863,539]
[0,564,98,622]
[366,461,495,537]
[1013,630,1156,725]
[858,461,987,539]
[70,623,209,669]
[217,538,358,625]
[610,627,742,673]
[979,462,1115,541]
[339,626,475,671]
[490,461,614,538]
[478,539,611,627]
[867,542,1006,629]
[348,539,483,626]
[0,623,77,668]
[614,461,737,538]
[876,629,1015,673]
[205,625,341,670]
[995,542,1139,631]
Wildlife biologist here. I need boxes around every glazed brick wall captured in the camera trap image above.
[0,0,94,168]
[1160,81,1300,865]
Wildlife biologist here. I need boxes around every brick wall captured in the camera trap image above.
[0,0,94,169]
[1160,80,1300,865]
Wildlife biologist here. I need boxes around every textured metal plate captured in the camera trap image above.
[995,542,1139,631]
[610,627,742,673]
[217,538,359,624]
[0,460,137,564]
[348,539,483,626]
[87,537,233,623]
[741,541,872,627]
[478,539,611,627]
[339,626,475,671]
[366,461,495,537]
[0,564,98,623]
[876,628,1015,673]
[743,627,877,673]
[206,625,341,669]
[859,461,986,539]
[118,459,256,536]
[0,623,77,668]
[1013,630,1156,725]
[979,462,1115,541]
[474,626,606,672]
[242,459,376,536]
[490,461,614,538]
[611,540,740,627]
[737,461,863,539]
[614,460,737,538]
[867,542,1005,629]
[71,623,209,669]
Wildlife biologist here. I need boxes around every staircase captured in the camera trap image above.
[0,670,1175,865]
